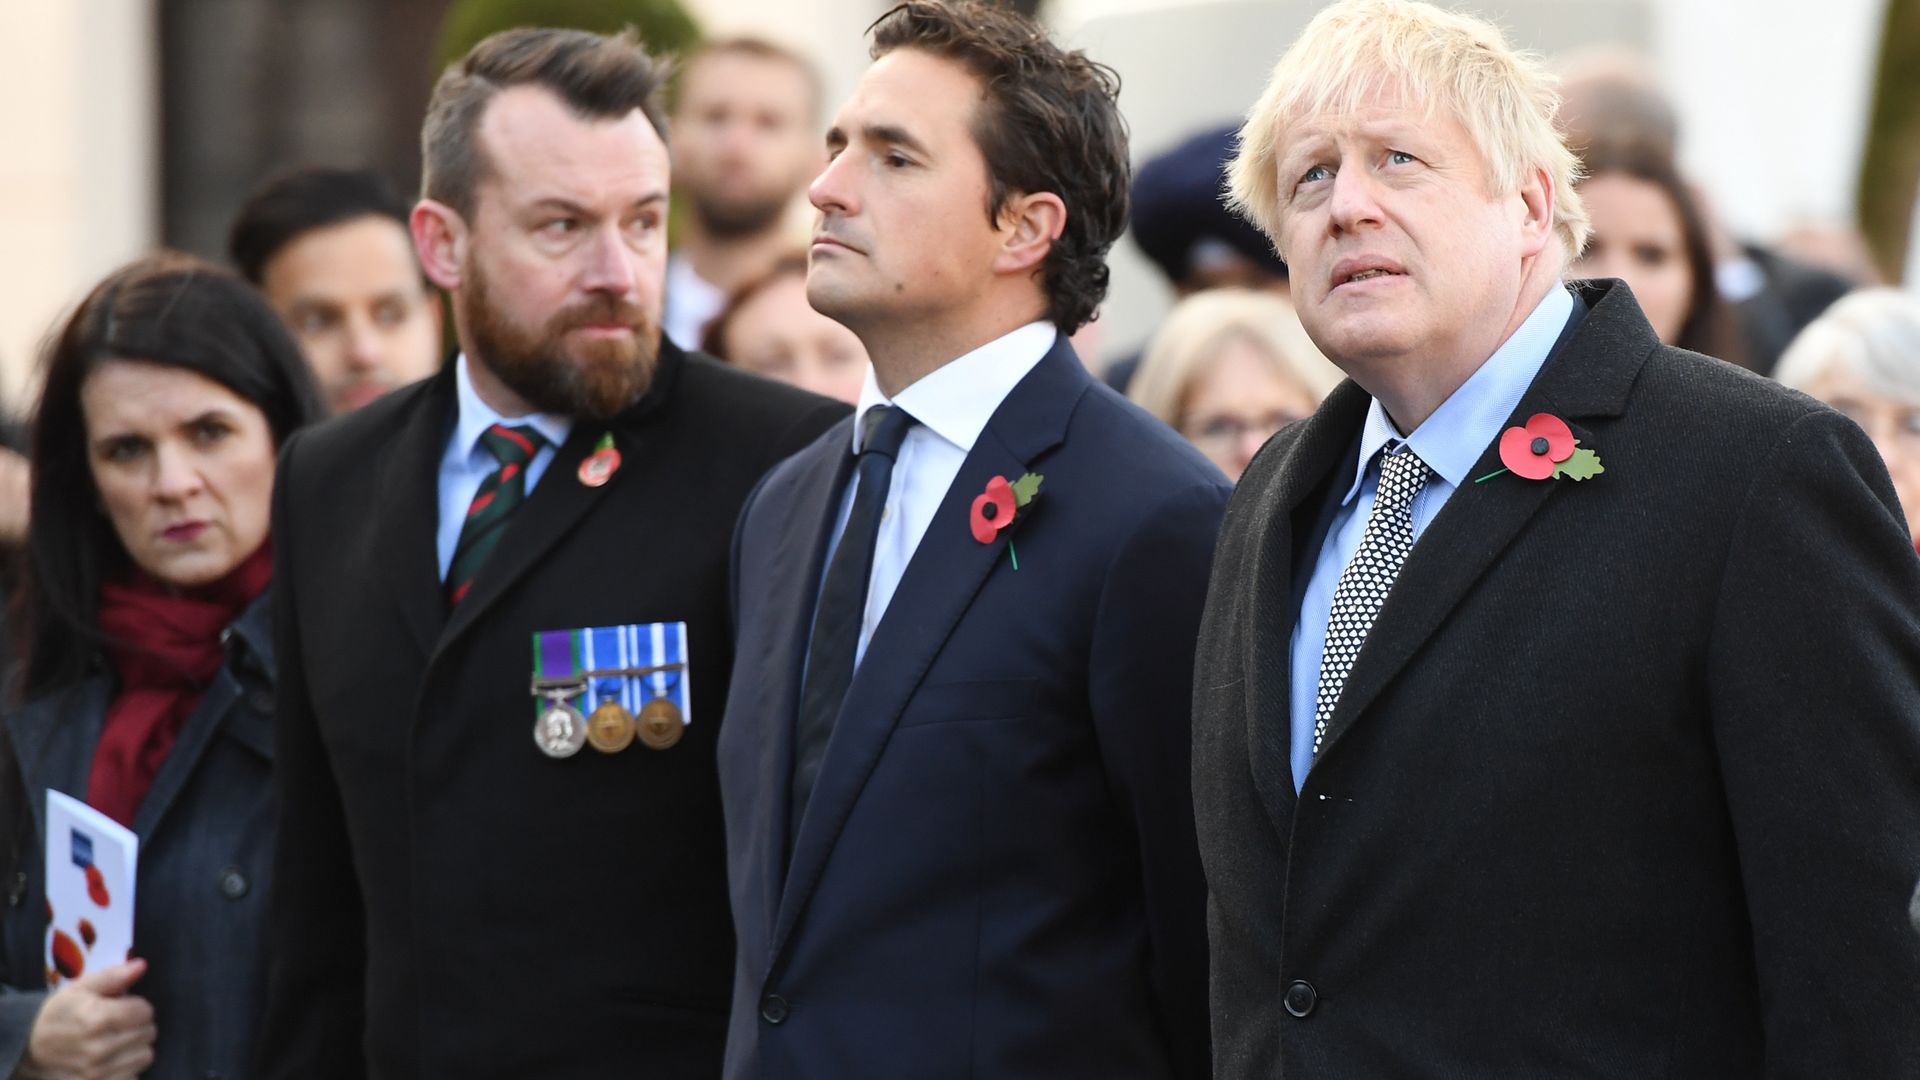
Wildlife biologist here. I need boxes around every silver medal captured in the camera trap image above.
[533,699,588,758]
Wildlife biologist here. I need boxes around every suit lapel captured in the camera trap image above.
[752,423,858,930]
[1242,382,1371,832]
[375,370,457,659]
[770,339,1086,962]
[1312,281,1655,765]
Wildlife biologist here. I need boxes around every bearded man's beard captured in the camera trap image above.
[691,187,789,239]
[464,258,659,420]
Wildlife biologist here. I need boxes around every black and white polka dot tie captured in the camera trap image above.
[1312,444,1432,758]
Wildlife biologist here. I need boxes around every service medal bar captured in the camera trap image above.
[530,622,693,756]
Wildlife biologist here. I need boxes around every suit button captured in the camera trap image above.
[1284,979,1318,1018]
[217,867,249,900]
[760,993,789,1024]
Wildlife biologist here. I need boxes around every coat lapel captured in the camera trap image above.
[129,596,277,839]
[770,338,1086,962]
[1311,281,1655,765]
[1241,381,1371,831]
[432,345,687,665]
[374,369,457,660]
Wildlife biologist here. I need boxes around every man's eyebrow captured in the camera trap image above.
[524,193,668,215]
[823,122,931,159]
[864,123,930,158]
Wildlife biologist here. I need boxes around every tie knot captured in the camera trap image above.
[858,405,917,461]
[1376,444,1430,509]
[480,423,546,468]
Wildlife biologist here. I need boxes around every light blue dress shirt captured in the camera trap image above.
[1287,285,1576,790]
[435,354,573,580]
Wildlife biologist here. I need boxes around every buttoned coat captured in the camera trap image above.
[254,342,844,1079]
[1,595,277,1080]
[718,339,1227,1079]
[1192,280,1920,1077]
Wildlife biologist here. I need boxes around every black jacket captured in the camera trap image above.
[255,343,845,1078]
[2,595,278,1080]
[1192,280,1920,1077]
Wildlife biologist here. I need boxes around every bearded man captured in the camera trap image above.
[663,37,825,350]
[253,28,844,1079]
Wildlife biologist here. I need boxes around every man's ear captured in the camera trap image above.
[992,191,1067,276]
[411,199,468,292]
[1516,164,1555,261]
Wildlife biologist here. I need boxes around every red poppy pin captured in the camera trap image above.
[971,472,1043,569]
[1475,413,1603,484]
[578,432,621,488]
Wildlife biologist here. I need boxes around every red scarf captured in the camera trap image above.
[87,544,273,827]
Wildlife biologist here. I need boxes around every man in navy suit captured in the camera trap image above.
[716,3,1226,1076]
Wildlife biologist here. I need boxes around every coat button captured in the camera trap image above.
[1284,979,1318,1018]
[217,867,249,900]
[248,689,275,713]
[760,993,789,1024]
[7,871,25,908]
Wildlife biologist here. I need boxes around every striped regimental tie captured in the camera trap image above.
[446,423,548,607]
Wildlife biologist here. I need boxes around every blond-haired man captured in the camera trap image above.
[1192,1,1920,1075]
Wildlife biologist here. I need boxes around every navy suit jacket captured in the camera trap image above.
[718,338,1226,1079]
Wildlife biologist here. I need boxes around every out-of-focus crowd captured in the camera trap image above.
[0,7,1914,1078]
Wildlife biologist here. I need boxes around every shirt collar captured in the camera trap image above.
[851,320,1057,454]
[1343,284,1575,502]
[451,353,573,461]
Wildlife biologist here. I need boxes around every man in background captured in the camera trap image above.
[665,37,824,350]
[230,166,443,413]
[1104,123,1290,393]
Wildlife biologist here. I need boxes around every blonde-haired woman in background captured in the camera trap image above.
[1775,288,1920,551]
[1129,289,1344,481]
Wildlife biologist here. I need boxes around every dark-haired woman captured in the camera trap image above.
[1571,139,1752,368]
[0,252,321,1079]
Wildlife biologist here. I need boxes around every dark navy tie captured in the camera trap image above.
[790,405,918,846]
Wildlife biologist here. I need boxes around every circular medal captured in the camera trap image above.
[586,700,637,754]
[637,697,684,750]
[578,446,621,488]
[533,701,588,758]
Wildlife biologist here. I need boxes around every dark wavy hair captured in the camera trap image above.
[1577,139,1752,369]
[12,252,323,700]
[869,1,1129,333]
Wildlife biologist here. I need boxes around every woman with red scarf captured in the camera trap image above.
[0,253,321,1079]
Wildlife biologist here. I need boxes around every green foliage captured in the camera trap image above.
[1552,448,1605,482]
[1859,0,1920,281]
[1010,473,1045,507]
[432,0,703,77]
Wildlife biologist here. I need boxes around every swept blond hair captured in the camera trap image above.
[1226,0,1588,263]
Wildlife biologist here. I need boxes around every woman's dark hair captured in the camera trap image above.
[868,1,1130,333]
[700,251,811,360]
[11,251,323,701]
[1577,139,1752,369]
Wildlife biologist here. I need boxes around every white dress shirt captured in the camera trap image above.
[663,254,726,352]
[825,320,1057,665]
[435,354,573,580]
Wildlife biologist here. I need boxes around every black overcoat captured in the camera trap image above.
[1192,280,1920,1077]
[255,342,845,1078]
